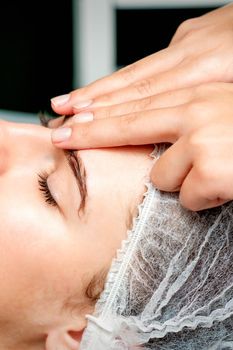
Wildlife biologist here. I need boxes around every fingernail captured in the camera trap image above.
[73,100,93,110]
[51,127,72,142]
[51,94,70,107]
[73,112,93,123]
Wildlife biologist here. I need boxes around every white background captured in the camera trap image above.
[76,0,231,87]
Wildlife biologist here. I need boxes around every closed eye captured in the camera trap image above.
[37,152,87,212]
[38,113,87,213]
[38,171,57,207]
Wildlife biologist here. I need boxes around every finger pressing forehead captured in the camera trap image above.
[51,106,183,149]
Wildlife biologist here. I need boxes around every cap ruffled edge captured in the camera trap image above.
[80,145,163,348]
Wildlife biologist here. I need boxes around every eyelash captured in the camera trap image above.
[37,152,86,209]
[38,113,87,209]
[38,172,57,207]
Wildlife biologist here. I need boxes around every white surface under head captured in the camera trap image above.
[116,0,230,8]
[76,0,230,87]
[0,110,39,124]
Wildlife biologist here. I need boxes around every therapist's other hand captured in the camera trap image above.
[51,3,233,116]
[51,82,233,212]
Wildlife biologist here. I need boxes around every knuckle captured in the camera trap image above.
[176,17,197,34]
[201,55,222,77]
[185,97,214,123]
[134,79,153,96]
[70,87,86,100]
[132,96,152,112]
[202,54,222,72]
[105,107,112,119]
[194,161,217,188]
[186,130,208,153]
[189,53,224,81]
[95,106,112,119]
[192,165,230,202]
[120,63,137,83]
[139,95,153,109]
[179,178,215,212]
[75,124,90,140]
[119,114,138,144]
[174,18,202,45]
[96,93,112,105]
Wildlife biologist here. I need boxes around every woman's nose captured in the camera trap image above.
[0,120,53,173]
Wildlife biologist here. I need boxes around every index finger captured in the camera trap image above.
[50,46,183,116]
[51,106,182,149]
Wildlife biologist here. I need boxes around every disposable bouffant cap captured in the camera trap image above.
[80,144,233,350]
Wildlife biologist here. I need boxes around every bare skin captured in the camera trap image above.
[0,119,154,350]
[50,3,233,212]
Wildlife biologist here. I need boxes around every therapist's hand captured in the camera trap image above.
[51,3,233,116]
[51,82,233,212]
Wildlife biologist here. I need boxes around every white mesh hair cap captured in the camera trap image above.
[80,144,233,350]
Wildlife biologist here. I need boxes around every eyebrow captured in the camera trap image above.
[65,150,87,213]
[38,112,87,212]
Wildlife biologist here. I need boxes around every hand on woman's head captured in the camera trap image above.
[51,3,233,116]
[49,2,233,213]
[50,82,233,212]
[0,119,154,349]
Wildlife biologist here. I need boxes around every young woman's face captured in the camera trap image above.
[0,119,153,349]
